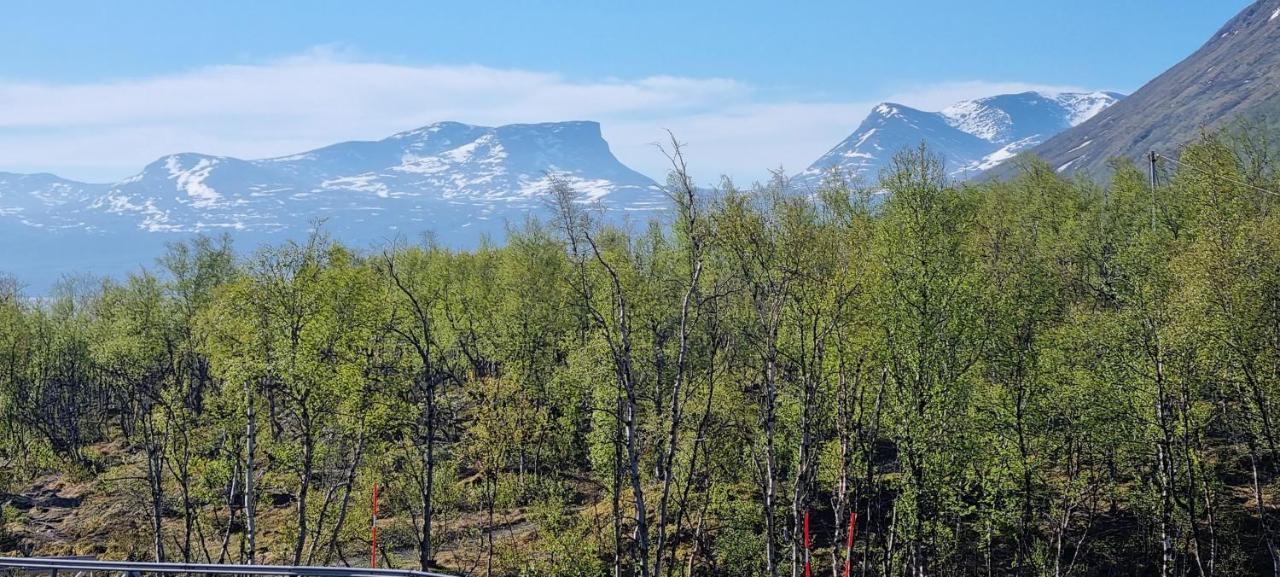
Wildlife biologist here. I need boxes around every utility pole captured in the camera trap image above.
[1148,151,1159,232]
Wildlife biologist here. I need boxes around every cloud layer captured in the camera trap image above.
[0,50,1092,185]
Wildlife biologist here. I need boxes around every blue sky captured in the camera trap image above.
[0,0,1254,183]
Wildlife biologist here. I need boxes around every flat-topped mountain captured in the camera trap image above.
[0,120,664,290]
[3,120,661,236]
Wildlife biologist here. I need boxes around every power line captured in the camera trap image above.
[1153,152,1280,198]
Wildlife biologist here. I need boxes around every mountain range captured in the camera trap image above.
[0,121,664,289]
[1,120,662,237]
[4,0,1280,291]
[794,91,1123,187]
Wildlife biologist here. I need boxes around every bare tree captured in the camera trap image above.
[552,175,651,577]
[379,246,451,571]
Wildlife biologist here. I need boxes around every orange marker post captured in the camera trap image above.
[803,510,811,577]
[842,510,858,577]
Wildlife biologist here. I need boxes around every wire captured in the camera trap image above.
[1154,152,1280,198]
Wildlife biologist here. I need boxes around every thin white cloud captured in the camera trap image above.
[0,50,1097,185]
[877,80,1100,110]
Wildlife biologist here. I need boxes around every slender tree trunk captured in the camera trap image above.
[420,372,437,570]
[763,345,781,577]
[613,398,624,577]
[1015,379,1034,577]
[831,359,862,577]
[325,430,366,565]
[217,458,239,565]
[668,329,723,577]
[1179,383,1207,577]
[245,379,258,564]
[1249,436,1280,576]
[622,372,651,577]
[292,416,314,565]
[792,367,817,577]
[163,412,196,564]
[306,476,341,565]
[179,439,194,563]
[486,475,496,576]
[147,437,166,562]
[1151,327,1174,577]
[137,404,167,563]
[654,260,701,577]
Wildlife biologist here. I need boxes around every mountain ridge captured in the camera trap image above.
[0,119,665,291]
[0,120,663,234]
[796,90,1123,186]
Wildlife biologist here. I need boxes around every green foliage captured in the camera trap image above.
[2,133,1280,576]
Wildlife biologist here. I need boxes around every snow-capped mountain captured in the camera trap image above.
[796,91,1123,187]
[0,173,110,229]
[86,120,663,235]
[0,120,664,290]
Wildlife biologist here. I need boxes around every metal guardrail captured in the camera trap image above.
[0,558,455,577]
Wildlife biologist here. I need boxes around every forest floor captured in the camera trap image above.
[0,441,603,576]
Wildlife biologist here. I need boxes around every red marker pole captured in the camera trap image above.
[842,511,858,577]
[371,482,380,568]
[803,510,812,577]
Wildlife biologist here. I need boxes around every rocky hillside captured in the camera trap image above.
[1020,0,1280,176]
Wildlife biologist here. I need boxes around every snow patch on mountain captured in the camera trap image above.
[967,136,1041,172]
[320,175,391,198]
[1067,140,1093,154]
[165,155,222,208]
[1055,92,1125,126]
[0,120,666,289]
[941,100,1014,143]
[797,91,1123,186]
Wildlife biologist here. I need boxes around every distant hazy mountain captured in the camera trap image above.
[1020,0,1280,177]
[0,120,664,291]
[796,91,1123,187]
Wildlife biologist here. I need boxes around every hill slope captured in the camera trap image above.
[1021,0,1280,176]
